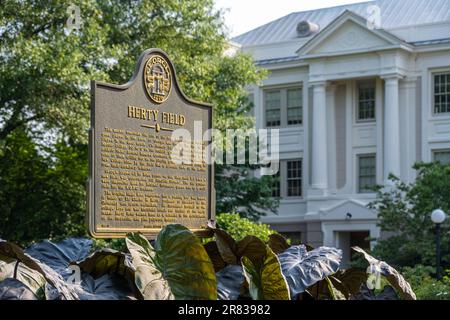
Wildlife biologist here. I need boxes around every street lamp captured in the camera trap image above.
[431,209,446,280]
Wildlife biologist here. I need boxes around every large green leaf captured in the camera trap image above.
[278,245,342,300]
[125,232,173,300]
[268,234,290,254]
[126,225,217,300]
[212,227,268,267]
[204,241,227,272]
[213,228,239,265]
[236,236,267,264]
[77,248,133,279]
[241,246,290,300]
[352,247,416,300]
[75,249,137,300]
[154,225,217,300]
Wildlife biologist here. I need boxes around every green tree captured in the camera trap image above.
[216,164,279,221]
[369,162,450,269]
[0,0,277,243]
[0,129,87,246]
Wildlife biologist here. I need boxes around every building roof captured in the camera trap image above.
[233,0,450,46]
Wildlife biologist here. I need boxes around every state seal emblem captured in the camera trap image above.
[144,54,172,104]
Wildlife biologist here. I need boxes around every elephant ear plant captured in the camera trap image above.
[125,224,217,300]
[351,246,416,300]
[206,227,290,300]
[277,245,342,300]
[0,224,417,300]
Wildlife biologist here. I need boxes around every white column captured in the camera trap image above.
[311,81,328,192]
[327,84,337,193]
[375,78,384,185]
[383,75,402,184]
[401,77,418,184]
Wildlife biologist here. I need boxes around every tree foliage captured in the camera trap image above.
[0,129,87,246]
[369,162,450,268]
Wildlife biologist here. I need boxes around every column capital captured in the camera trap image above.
[403,76,419,83]
[380,73,404,81]
[309,80,328,87]
[400,76,419,89]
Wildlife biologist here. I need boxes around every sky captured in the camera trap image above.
[214,0,371,37]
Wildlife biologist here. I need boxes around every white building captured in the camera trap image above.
[232,0,450,265]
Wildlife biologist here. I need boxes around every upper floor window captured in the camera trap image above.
[434,150,450,165]
[264,87,303,127]
[265,91,281,127]
[358,154,376,193]
[287,160,302,197]
[357,81,376,121]
[434,73,450,114]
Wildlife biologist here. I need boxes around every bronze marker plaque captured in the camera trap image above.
[88,49,214,238]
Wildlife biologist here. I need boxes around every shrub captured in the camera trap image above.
[216,213,277,242]
[402,265,450,300]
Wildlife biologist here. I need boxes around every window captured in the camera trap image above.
[357,81,376,121]
[287,160,302,197]
[265,160,303,198]
[434,73,450,114]
[434,150,450,165]
[265,91,281,127]
[287,89,303,125]
[358,155,376,193]
[264,87,303,127]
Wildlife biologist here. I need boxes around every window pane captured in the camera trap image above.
[287,160,302,197]
[358,155,376,193]
[434,151,450,165]
[265,91,281,127]
[357,82,375,121]
[434,73,450,114]
[287,89,303,125]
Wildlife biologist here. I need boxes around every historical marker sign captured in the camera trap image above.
[88,49,214,238]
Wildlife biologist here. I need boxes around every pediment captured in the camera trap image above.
[310,20,391,54]
[319,199,377,221]
[297,10,407,57]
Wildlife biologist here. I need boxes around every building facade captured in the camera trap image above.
[232,0,450,266]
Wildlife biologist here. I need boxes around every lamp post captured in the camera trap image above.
[431,209,446,280]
